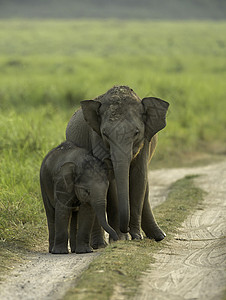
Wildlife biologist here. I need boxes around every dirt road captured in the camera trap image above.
[135,161,226,300]
[0,161,226,300]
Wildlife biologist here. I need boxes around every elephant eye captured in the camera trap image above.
[84,189,90,196]
[75,186,90,200]
[135,129,140,136]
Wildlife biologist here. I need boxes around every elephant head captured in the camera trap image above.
[81,86,169,233]
[55,158,119,241]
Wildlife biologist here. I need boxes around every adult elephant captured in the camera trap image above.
[66,86,169,244]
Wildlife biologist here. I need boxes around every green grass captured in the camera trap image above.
[0,107,71,249]
[63,175,204,300]
[0,105,72,276]
[1,20,226,157]
[0,20,225,271]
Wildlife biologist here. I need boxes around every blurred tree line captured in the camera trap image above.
[0,0,226,19]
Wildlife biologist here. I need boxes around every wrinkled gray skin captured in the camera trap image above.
[66,86,169,245]
[40,141,119,254]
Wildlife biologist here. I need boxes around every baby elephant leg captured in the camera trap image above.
[52,202,71,254]
[76,203,95,254]
[70,210,78,253]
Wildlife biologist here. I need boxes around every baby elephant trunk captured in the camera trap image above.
[93,203,119,241]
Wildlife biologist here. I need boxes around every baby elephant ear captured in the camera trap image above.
[142,97,169,141]
[81,100,101,135]
[55,162,78,207]
[59,162,76,193]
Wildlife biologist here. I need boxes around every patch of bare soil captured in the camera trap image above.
[135,161,226,300]
[0,161,225,300]
[0,252,98,300]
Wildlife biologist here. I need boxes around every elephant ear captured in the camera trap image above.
[81,100,101,135]
[142,97,169,141]
[54,162,80,208]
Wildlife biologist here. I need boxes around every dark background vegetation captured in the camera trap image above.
[1,0,226,20]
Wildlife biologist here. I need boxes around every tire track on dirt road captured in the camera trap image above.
[135,161,226,300]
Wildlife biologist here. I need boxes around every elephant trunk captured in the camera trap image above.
[93,203,119,241]
[111,158,131,234]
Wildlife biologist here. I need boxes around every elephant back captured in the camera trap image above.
[66,109,91,149]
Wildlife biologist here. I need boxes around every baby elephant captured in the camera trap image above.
[40,141,118,254]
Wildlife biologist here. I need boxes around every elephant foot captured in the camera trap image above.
[109,232,129,243]
[91,241,107,250]
[130,232,143,240]
[49,243,54,253]
[51,246,69,254]
[153,231,166,242]
[129,226,143,240]
[91,235,108,249]
[70,241,76,253]
[70,240,76,253]
[75,245,93,254]
[147,230,166,242]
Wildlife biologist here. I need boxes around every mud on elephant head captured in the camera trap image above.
[66,86,169,239]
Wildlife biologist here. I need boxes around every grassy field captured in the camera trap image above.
[0,20,226,255]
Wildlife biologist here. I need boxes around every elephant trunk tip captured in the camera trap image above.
[119,207,130,234]
[120,225,130,234]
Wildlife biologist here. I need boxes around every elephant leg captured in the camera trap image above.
[52,202,71,254]
[141,183,166,241]
[91,216,108,249]
[129,160,147,240]
[42,189,55,253]
[69,210,78,253]
[47,216,55,253]
[107,180,130,241]
[76,203,95,254]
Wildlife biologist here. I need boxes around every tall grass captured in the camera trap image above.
[0,20,226,246]
[0,107,71,245]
